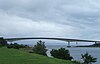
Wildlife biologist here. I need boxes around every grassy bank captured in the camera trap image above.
[0,47,78,64]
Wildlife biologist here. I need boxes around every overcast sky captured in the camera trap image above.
[0,0,100,42]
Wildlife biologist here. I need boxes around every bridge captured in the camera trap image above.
[1,37,100,47]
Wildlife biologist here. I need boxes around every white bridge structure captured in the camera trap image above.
[2,37,100,47]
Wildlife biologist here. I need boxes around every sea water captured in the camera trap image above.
[46,45,100,64]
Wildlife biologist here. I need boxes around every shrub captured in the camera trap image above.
[7,43,13,49]
[7,45,12,49]
[13,43,20,49]
[19,44,24,48]
[0,38,7,46]
[81,52,97,64]
[33,40,47,56]
[29,51,34,53]
[0,44,3,47]
[7,43,27,49]
[50,48,73,60]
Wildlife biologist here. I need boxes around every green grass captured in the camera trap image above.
[0,47,78,64]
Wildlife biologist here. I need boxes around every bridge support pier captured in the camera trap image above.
[95,42,97,44]
[67,41,71,47]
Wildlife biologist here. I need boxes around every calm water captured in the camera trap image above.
[46,45,100,64]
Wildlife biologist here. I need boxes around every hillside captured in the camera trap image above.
[0,47,78,64]
[76,43,100,47]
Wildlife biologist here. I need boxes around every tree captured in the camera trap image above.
[33,40,47,56]
[0,37,7,46]
[50,48,73,60]
[81,52,97,64]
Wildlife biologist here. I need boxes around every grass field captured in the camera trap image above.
[0,47,78,64]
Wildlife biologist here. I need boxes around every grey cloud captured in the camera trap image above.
[0,0,100,41]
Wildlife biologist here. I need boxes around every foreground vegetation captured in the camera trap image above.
[32,40,97,64]
[0,47,78,64]
[0,40,97,64]
[50,48,73,60]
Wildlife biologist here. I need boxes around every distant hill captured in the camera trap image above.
[76,43,100,47]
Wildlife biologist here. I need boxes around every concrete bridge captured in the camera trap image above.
[1,37,100,47]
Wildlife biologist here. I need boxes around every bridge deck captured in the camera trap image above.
[4,37,100,43]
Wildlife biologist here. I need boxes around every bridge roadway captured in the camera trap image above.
[3,37,100,47]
